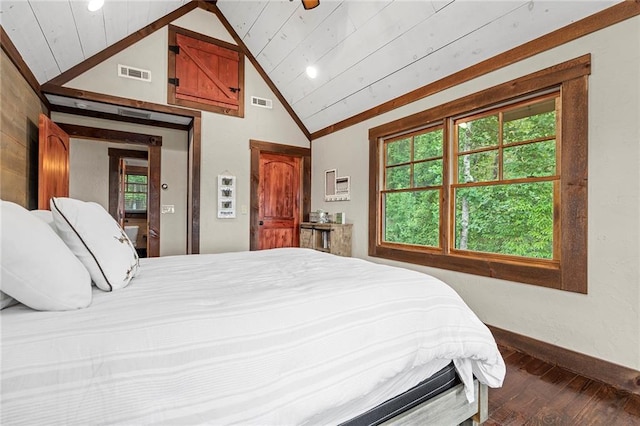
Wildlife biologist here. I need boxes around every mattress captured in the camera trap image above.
[1,248,504,425]
[341,362,460,426]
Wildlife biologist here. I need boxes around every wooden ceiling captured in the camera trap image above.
[0,0,625,135]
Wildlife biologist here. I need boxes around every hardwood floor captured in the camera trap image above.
[486,346,640,425]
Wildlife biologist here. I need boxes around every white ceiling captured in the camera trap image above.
[0,0,623,135]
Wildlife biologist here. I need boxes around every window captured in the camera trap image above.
[369,55,589,293]
[124,173,147,213]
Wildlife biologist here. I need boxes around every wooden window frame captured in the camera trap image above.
[168,25,245,118]
[369,55,589,293]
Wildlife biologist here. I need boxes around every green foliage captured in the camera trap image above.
[386,138,411,165]
[415,129,443,159]
[454,182,554,259]
[414,159,443,187]
[385,190,440,247]
[458,115,498,152]
[382,96,558,259]
[504,140,556,179]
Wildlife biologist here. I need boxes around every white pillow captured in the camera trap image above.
[30,209,58,233]
[0,291,18,309]
[0,200,92,311]
[50,197,139,291]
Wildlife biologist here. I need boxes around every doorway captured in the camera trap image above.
[249,140,311,251]
[58,123,162,257]
[108,149,150,258]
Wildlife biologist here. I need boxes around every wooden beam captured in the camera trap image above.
[56,123,162,146]
[41,84,201,119]
[311,0,640,140]
[50,104,191,131]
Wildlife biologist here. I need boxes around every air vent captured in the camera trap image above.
[118,108,151,120]
[118,64,151,82]
[251,96,273,109]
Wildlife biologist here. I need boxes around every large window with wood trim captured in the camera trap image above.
[369,56,589,293]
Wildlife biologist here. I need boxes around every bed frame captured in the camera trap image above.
[385,379,488,425]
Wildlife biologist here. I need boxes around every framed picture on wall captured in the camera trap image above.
[217,174,236,218]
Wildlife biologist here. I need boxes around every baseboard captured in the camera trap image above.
[487,324,640,396]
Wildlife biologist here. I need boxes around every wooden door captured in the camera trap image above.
[258,153,301,250]
[38,114,69,209]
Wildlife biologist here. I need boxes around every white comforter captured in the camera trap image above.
[1,248,504,425]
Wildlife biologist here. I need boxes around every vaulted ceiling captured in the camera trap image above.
[0,0,625,135]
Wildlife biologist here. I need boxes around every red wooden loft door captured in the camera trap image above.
[175,33,240,111]
[258,153,301,250]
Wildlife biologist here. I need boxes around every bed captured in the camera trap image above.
[1,199,505,425]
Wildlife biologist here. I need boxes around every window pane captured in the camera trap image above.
[454,182,553,259]
[124,193,147,211]
[414,159,442,187]
[457,115,498,152]
[414,129,443,160]
[384,190,440,247]
[126,175,147,184]
[458,150,498,183]
[386,138,411,165]
[504,140,556,179]
[386,165,411,190]
[504,99,556,144]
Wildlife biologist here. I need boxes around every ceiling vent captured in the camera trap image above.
[118,108,151,120]
[118,64,151,82]
[251,96,273,109]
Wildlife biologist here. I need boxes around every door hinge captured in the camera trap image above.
[168,78,179,86]
[229,87,241,93]
[168,45,180,54]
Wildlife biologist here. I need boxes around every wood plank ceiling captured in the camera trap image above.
[1,0,623,134]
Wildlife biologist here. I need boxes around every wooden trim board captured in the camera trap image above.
[487,324,640,396]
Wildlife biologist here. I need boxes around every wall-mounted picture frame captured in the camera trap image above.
[217,174,236,218]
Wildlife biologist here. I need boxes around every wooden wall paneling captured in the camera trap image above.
[0,49,47,208]
[46,2,198,86]
[206,4,311,140]
[28,2,85,73]
[311,1,640,140]
[0,2,60,83]
[292,1,520,117]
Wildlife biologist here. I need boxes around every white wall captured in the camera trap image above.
[66,8,310,254]
[54,113,189,257]
[312,17,640,370]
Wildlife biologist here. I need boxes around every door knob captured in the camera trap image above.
[259,221,264,225]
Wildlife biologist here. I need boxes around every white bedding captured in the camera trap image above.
[1,248,504,425]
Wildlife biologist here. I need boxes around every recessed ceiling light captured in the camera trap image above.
[306,65,318,79]
[87,0,104,12]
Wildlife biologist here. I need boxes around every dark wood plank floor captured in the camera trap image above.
[486,346,640,425]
